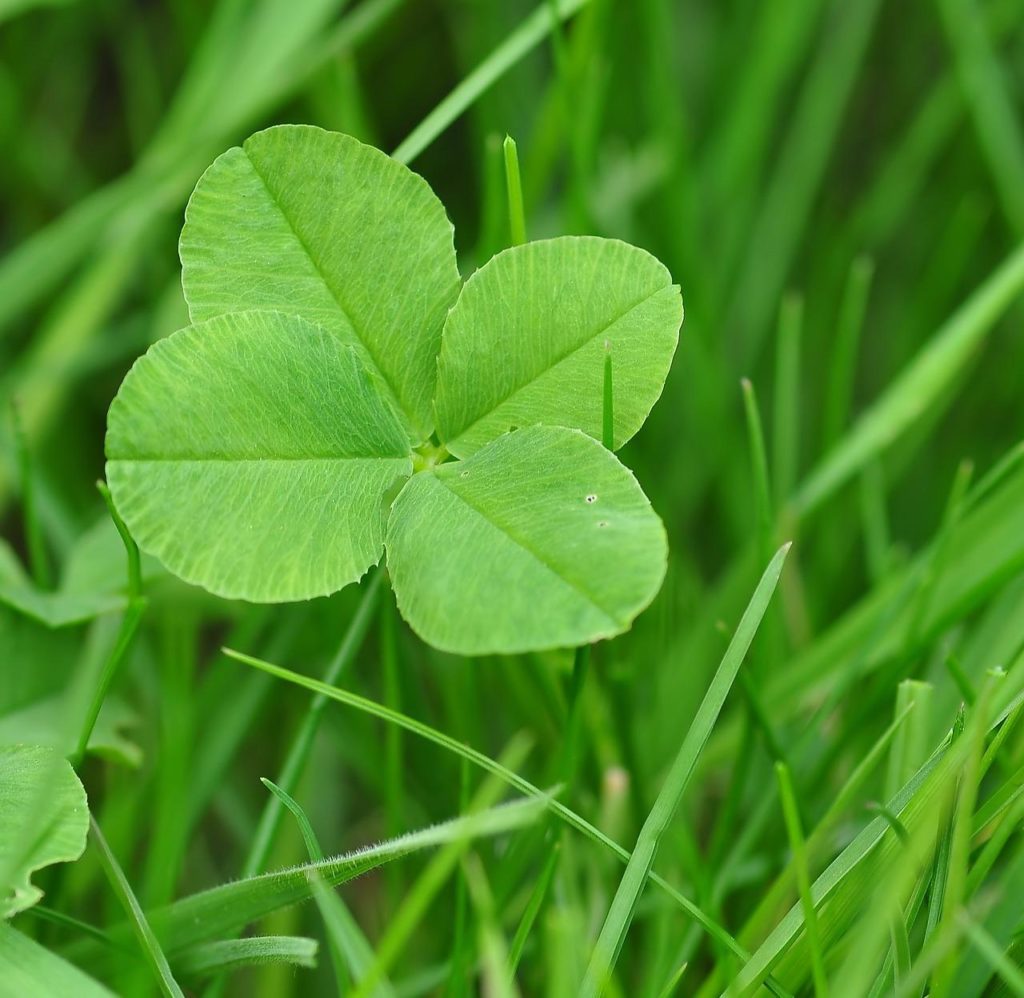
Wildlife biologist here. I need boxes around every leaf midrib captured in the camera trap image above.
[242,147,409,430]
[430,471,621,626]
[442,281,672,446]
[108,455,410,464]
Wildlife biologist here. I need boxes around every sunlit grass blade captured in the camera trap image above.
[967,779,1024,895]
[580,543,790,996]
[884,680,934,799]
[728,688,1023,996]
[931,677,998,997]
[89,817,184,998]
[463,853,519,998]
[825,690,1005,998]
[736,701,915,952]
[954,841,1024,996]
[890,909,912,991]
[957,911,1024,996]
[775,762,827,997]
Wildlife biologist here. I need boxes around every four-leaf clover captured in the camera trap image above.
[105,125,683,654]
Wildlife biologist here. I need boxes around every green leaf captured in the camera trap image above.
[0,694,140,768]
[0,744,88,918]
[0,538,122,627]
[0,608,141,768]
[59,516,162,604]
[386,426,667,654]
[105,311,412,603]
[0,924,112,998]
[0,607,79,710]
[434,237,682,457]
[179,124,461,442]
[0,519,160,628]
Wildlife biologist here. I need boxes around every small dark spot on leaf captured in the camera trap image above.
[597,521,608,528]
[585,494,597,503]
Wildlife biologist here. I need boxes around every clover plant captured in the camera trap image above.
[105,125,683,654]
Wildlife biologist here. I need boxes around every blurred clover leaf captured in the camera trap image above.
[0,743,88,918]
[105,125,683,655]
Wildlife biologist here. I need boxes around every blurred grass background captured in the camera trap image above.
[2,0,1024,994]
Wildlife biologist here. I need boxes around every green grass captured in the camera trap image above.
[3,0,1024,994]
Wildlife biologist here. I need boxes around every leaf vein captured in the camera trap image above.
[445,282,671,445]
[241,148,406,424]
[431,472,621,625]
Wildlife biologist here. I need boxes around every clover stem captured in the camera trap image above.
[72,481,147,768]
[412,440,450,473]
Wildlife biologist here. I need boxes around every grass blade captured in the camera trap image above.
[241,570,382,878]
[174,936,318,978]
[580,543,790,995]
[220,647,787,990]
[957,911,1024,996]
[503,135,527,246]
[822,255,874,451]
[149,798,546,955]
[353,734,533,995]
[773,292,803,505]
[936,0,1024,234]
[792,243,1024,516]
[741,379,775,565]
[463,853,519,998]
[775,762,828,997]
[508,840,560,973]
[90,817,184,998]
[261,777,391,996]
[392,0,589,165]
